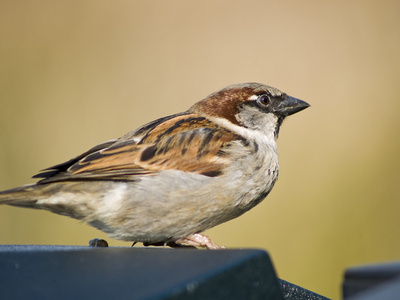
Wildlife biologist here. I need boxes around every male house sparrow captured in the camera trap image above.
[0,83,309,249]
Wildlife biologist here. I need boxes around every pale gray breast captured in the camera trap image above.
[221,135,279,211]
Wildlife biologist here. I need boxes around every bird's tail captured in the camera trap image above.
[0,182,91,221]
[0,184,42,208]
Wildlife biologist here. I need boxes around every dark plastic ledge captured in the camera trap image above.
[0,245,330,300]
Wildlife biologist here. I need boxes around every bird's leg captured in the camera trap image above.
[142,234,224,249]
[174,233,225,250]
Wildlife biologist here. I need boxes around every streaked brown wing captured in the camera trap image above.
[37,113,237,183]
[33,139,118,179]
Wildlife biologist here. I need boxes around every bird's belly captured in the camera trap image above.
[90,152,279,242]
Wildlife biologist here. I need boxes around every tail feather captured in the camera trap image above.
[0,181,101,220]
[0,184,41,208]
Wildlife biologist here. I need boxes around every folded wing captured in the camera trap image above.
[35,113,237,183]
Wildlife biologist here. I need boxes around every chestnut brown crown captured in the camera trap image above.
[189,83,310,126]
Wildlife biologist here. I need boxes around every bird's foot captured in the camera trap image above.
[143,241,196,248]
[175,233,225,250]
[142,233,224,249]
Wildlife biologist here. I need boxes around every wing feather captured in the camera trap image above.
[36,113,238,183]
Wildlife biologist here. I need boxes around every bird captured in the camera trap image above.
[0,83,309,249]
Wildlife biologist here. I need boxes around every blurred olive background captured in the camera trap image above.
[1,1,399,298]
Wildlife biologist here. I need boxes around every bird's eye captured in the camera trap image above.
[257,94,270,107]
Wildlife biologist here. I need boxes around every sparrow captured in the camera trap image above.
[0,83,309,249]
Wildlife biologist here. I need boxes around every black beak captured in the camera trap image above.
[275,95,310,116]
